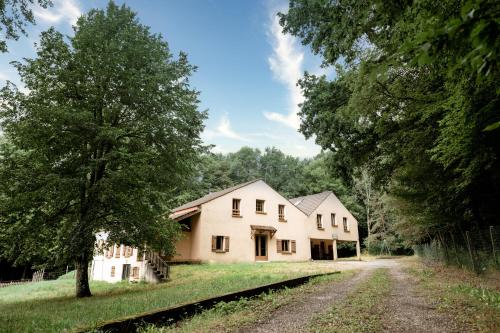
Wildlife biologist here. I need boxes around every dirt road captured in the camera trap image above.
[239,259,465,333]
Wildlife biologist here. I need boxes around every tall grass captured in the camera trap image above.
[0,261,337,333]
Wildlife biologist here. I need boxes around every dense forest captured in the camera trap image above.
[275,0,499,268]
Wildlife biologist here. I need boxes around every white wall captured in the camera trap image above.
[305,193,359,242]
[192,180,310,263]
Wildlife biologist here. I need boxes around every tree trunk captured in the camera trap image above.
[75,253,92,298]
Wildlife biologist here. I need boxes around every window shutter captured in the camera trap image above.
[291,240,296,253]
[224,236,230,252]
[211,236,217,252]
[277,239,282,253]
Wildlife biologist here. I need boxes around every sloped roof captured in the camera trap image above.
[172,179,261,212]
[169,206,201,221]
[289,191,332,216]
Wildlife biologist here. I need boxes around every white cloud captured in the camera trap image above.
[34,0,81,26]
[263,7,304,130]
[203,115,251,142]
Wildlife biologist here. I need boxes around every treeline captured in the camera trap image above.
[171,146,409,254]
[277,0,500,261]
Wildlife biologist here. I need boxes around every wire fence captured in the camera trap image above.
[0,266,74,288]
[413,226,499,273]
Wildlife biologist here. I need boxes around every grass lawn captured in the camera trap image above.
[405,258,500,332]
[139,270,358,332]
[0,261,337,333]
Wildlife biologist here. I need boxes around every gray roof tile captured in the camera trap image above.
[289,191,332,216]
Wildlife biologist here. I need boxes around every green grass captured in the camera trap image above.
[309,268,391,333]
[138,270,358,333]
[0,261,338,333]
[405,258,500,332]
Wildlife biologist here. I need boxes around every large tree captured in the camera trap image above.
[0,2,206,297]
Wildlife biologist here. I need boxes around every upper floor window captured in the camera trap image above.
[115,244,121,258]
[232,198,241,217]
[331,213,337,227]
[316,214,323,229]
[278,204,285,221]
[343,217,349,232]
[256,199,265,213]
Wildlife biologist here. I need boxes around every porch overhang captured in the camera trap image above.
[169,206,201,222]
[250,225,277,239]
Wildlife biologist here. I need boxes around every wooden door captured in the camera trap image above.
[255,234,268,261]
[122,264,131,280]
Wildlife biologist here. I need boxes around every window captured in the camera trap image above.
[256,199,265,213]
[277,239,296,254]
[211,236,230,252]
[132,267,139,279]
[232,199,241,216]
[106,245,114,258]
[136,249,143,261]
[124,246,133,258]
[278,204,285,221]
[281,240,289,252]
[316,214,323,229]
[115,245,121,258]
[331,213,337,227]
[110,266,115,277]
[343,217,349,232]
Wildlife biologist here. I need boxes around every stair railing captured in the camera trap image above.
[145,250,170,281]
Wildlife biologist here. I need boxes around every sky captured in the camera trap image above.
[0,0,333,158]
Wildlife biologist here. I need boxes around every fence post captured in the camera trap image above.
[490,226,497,267]
[450,232,460,266]
[465,231,476,273]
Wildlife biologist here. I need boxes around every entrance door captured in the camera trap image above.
[122,264,131,280]
[255,234,268,261]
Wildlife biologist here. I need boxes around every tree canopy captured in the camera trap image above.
[0,2,206,297]
[280,0,500,246]
[0,0,51,52]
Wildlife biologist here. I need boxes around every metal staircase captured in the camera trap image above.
[145,251,170,282]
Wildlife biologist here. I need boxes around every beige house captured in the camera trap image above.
[91,179,360,283]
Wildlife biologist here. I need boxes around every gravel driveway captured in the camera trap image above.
[238,259,463,333]
[238,259,399,333]
[380,265,465,333]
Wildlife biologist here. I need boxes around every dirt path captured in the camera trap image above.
[237,268,373,333]
[381,265,465,333]
[239,259,466,333]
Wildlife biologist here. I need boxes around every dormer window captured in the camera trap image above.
[256,199,265,214]
[232,199,241,217]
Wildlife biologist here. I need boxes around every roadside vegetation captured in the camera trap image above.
[0,262,336,333]
[138,270,357,333]
[406,258,500,332]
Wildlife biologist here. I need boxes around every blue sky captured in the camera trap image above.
[0,0,331,157]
